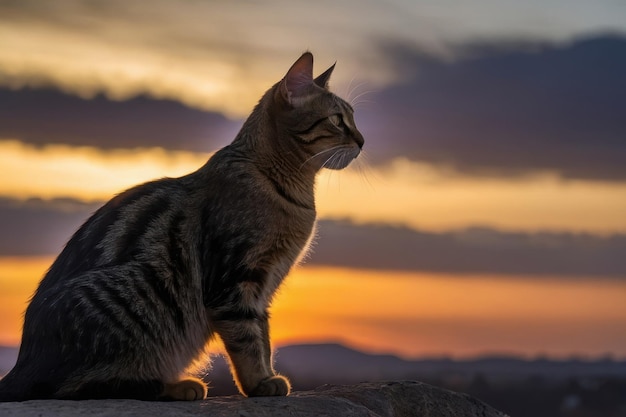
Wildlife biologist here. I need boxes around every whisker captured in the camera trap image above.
[353,151,378,191]
[350,89,377,109]
[343,74,359,100]
[321,149,342,169]
[325,160,336,190]
[347,80,370,103]
[298,145,344,171]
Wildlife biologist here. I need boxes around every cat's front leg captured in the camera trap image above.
[214,312,290,397]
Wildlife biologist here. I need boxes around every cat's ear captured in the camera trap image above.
[281,52,314,104]
[314,62,335,89]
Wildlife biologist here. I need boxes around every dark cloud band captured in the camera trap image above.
[359,34,626,181]
[0,88,241,152]
[1,197,624,278]
[312,219,626,278]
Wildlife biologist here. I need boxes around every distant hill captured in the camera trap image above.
[207,343,626,395]
[3,342,625,391]
[280,343,626,381]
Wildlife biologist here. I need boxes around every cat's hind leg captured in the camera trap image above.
[55,377,206,400]
[161,377,208,401]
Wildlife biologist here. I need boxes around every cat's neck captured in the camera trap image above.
[231,124,317,210]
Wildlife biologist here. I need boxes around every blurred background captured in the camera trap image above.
[1,1,625,415]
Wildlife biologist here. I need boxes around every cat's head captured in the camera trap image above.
[270,52,364,171]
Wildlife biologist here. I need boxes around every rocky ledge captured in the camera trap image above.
[0,381,508,417]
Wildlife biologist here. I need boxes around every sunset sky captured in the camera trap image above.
[1,0,626,360]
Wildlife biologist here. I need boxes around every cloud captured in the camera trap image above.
[2,141,625,234]
[0,197,99,256]
[359,35,626,181]
[311,220,626,278]
[0,140,210,201]
[1,1,625,116]
[0,88,240,152]
[1,197,624,278]
[3,34,625,182]
[0,0,402,116]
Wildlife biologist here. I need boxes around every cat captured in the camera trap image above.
[0,52,364,401]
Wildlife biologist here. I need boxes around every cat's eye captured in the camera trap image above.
[328,114,343,128]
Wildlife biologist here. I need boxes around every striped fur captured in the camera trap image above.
[0,52,363,401]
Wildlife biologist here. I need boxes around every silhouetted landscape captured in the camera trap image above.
[3,343,624,416]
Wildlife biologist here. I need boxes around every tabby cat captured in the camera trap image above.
[0,52,364,401]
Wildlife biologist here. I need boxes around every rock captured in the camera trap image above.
[0,381,508,417]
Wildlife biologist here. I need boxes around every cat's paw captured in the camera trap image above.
[248,375,291,397]
[161,377,208,401]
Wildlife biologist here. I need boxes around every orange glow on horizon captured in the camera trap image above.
[0,257,52,346]
[271,266,626,358]
[2,257,625,360]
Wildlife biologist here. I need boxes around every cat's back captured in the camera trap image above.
[38,175,197,290]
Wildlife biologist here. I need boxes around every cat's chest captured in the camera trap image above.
[240,214,315,311]
[252,213,314,275]
[234,245,304,317]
